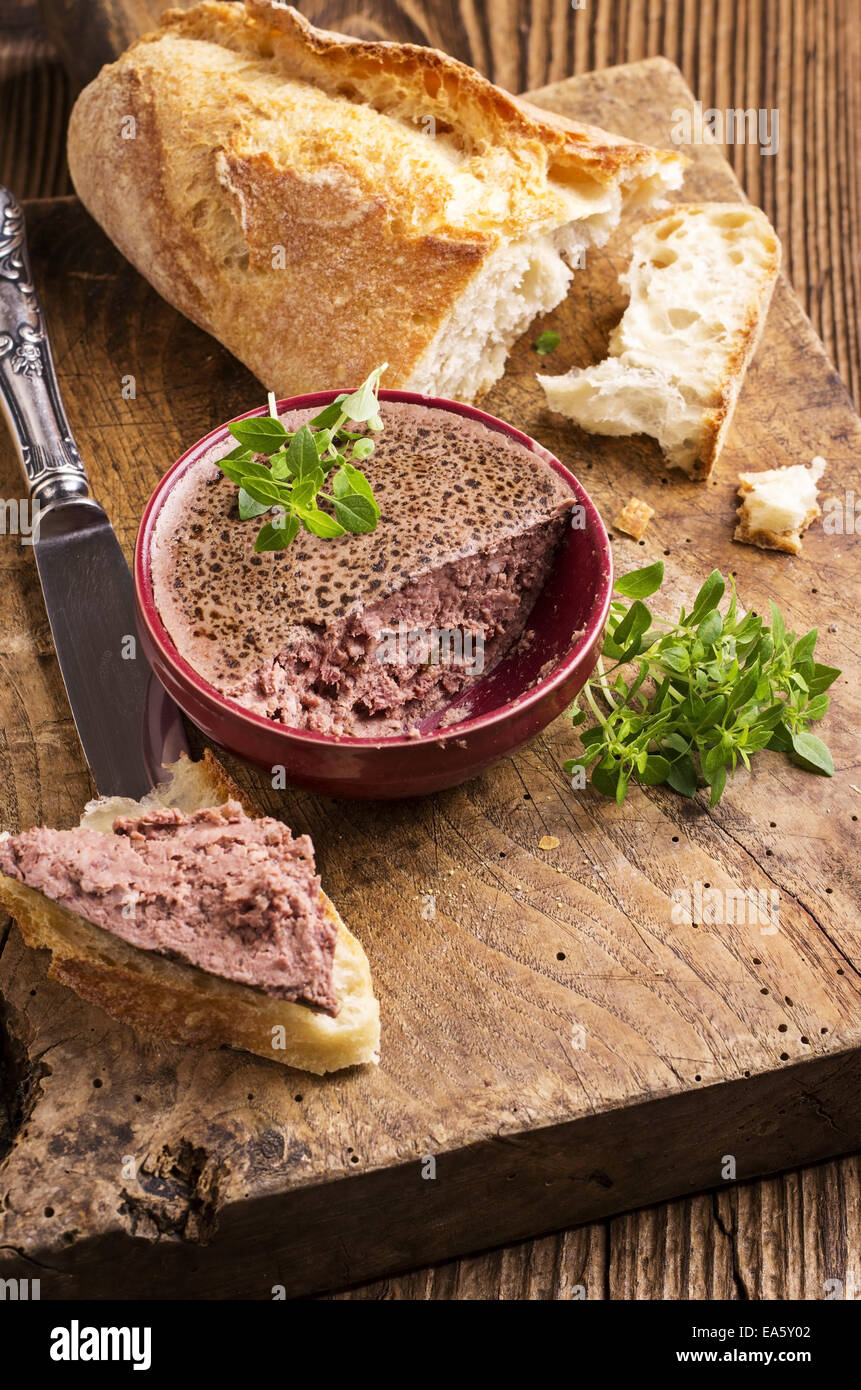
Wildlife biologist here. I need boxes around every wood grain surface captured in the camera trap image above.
[0,0,858,1301]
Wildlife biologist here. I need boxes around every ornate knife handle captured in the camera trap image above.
[0,186,90,507]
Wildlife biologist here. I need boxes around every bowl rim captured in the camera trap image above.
[134,388,613,751]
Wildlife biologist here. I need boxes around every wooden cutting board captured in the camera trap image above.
[1,57,859,1299]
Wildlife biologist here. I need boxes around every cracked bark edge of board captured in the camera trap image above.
[0,1044,859,1299]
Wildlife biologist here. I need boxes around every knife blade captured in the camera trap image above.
[0,185,188,798]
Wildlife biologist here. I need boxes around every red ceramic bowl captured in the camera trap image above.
[135,390,612,799]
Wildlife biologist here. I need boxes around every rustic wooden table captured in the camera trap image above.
[1,0,858,1300]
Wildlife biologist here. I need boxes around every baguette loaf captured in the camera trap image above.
[0,752,380,1074]
[538,203,781,477]
[67,1,685,402]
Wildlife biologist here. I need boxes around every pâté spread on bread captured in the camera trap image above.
[0,802,338,1011]
[152,395,574,737]
[0,755,381,1073]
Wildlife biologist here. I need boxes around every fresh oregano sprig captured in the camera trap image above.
[565,561,840,807]
[216,364,386,551]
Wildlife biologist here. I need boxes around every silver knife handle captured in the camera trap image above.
[0,186,90,507]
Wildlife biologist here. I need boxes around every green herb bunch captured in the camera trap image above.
[565,561,840,807]
[217,364,386,551]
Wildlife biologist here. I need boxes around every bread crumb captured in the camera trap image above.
[734,456,825,555]
[614,496,654,541]
[539,834,560,850]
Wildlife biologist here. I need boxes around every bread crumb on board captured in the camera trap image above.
[539,834,560,850]
[614,496,655,540]
[734,456,826,555]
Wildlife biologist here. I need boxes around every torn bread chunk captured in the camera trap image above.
[735,456,826,555]
[66,1,685,402]
[151,401,574,738]
[0,754,380,1073]
[614,496,654,540]
[538,203,781,477]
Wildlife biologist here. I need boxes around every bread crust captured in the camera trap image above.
[67,1,684,399]
[201,2,676,177]
[732,520,806,555]
[683,208,781,480]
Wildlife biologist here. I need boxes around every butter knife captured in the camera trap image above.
[0,186,188,797]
